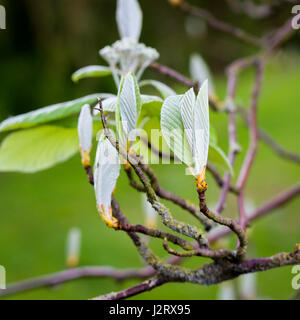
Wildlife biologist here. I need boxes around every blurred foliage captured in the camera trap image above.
[0,0,300,300]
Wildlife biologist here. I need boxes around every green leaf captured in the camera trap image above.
[71,66,112,83]
[0,94,105,133]
[140,80,176,99]
[140,94,163,119]
[208,143,233,176]
[0,126,79,173]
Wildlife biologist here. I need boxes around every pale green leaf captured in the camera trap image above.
[140,80,176,99]
[208,143,233,176]
[72,65,112,82]
[0,126,79,173]
[0,94,105,132]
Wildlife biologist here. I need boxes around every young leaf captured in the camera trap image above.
[190,53,215,95]
[140,80,176,99]
[161,95,193,166]
[116,0,143,40]
[78,105,93,166]
[72,65,112,83]
[194,80,210,175]
[0,126,78,173]
[94,138,120,225]
[208,143,233,176]
[66,228,81,268]
[0,94,105,133]
[116,73,141,145]
[180,88,196,155]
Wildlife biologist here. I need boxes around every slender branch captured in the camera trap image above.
[150,62,220,110]
[0,266,152,298]
[250,183,300,221]
[225,0,272,19]
[197,189,248,259]
[116,222,194,251]
[236,59,264,190]
[163,238,235,259]
[139,163,214,230]
[207,163,239,194]
[169,0,264,47]
[237,107,300,164]
[208,183,300,242]
[92,276,166,300]
[150,62,195,88]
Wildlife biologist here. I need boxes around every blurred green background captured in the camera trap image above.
[0,0,299,300]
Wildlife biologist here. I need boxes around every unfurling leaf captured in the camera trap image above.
[78,104,93,166]
[0,126,78,173]
[193,80,210,176]
[179,81,210,187]
[161,81,226,189]
[116,0,143,40]
[72,65,112,83]
[66,228,81,269]
[190,53,215,95]
[116,72,141,146]
[0,94,105,132]
[94,137,120,227]
[140,80,176,99]
[161,95,193,167]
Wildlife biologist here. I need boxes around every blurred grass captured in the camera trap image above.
[0,54,299,300]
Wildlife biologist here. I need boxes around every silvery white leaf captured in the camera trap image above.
[161,95,193,167]
[194,80,210,174]
[180,88,196,155]
[78,104,93,152]
[116,0,143,40]
[190,53,215,95]
[94,138,120,217]
[116,73,141,144]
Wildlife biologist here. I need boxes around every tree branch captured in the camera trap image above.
[169,0,264,47]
